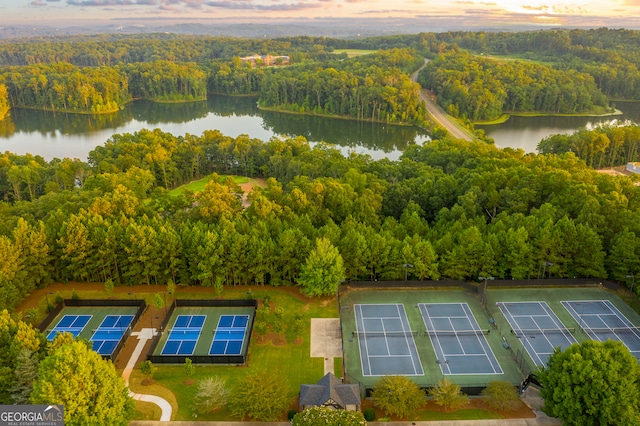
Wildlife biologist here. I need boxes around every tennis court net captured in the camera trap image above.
[425,329,490,337]
[582,327,640,334]
[512,328,575,337]
[352,330,417,338]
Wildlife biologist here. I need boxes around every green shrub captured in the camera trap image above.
[481,381,520,412]
[363,407,376,421]
[287,409,297,421]
[54,291,63,305]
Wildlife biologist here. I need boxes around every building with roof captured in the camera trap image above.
[299,372,361,412]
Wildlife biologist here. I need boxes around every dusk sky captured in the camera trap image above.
[2,0,640,28]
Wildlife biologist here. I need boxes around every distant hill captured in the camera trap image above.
[3,19,632,40]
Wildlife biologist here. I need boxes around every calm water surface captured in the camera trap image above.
[478,102,640,152]
[2,96,639,161]
[0,96,429,161]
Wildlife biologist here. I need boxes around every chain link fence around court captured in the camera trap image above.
[338,278,628,393]
[38,299,146,362]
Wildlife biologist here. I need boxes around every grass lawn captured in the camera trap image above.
[24,284,544,421]
[130,287,335,421]
[332,49,376,58]
[167,174,249,197]
[416,408,501,420]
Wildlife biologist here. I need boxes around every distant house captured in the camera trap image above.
[299,372,361,412]
[240,54,290,67]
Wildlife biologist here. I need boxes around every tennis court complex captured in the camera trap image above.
[419,303,503,375]
[563,300,640,359]
[354,304,423,376]
[497,301,577,367]
[42,303,142,359]
[149,302,255,364]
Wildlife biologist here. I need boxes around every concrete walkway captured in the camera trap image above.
[124,328,173,422]
[128,322,561,426]
[309,318,342,375]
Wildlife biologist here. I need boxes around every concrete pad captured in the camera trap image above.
[310,318,342,358]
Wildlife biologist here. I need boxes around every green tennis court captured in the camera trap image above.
[339,285,640,392]
[44,306,139,357]
[151,306,254,359]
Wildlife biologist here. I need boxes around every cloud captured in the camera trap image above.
[67,0,134,5]
[455,1,497,5]
[205,0,321,11]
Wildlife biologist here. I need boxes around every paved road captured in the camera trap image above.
[411,60,474,141]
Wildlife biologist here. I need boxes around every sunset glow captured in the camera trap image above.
[1,0,639,28]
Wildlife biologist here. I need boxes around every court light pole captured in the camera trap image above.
[478,276,494,306]
[403,263,414,281]
[627,275,636,295]
[478,276,494,287]
[542,262,553,279]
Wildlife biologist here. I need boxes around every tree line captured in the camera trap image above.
[0,84,8,120]
[0,37,427,126]
[258,48,426,125]
[1,129,639,310]
[0,60,211,114]
[537,124,640,168]
[2,62,130,114]
[0,311,133,425]
[5,29,640,122]
[418,50,609,121]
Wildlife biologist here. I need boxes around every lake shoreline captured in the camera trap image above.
[474,109,624,126]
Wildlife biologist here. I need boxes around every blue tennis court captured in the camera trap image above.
[161,315,206,355]
[90,315,134,356]
[47,315,92,340]
[563,300,640,360]
[419,303,503,375]
[497,301,576,367]
[209,315,249,355]
[354,304,424,376]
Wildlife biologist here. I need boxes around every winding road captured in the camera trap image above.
[411,60,474,141]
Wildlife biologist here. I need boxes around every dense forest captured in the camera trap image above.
[538,125,640,167]
[0,84,8,120]
[2,62,130,114]
[3,28,640,123]
[257,48,426,124]
[0,35,427,125]
[1,30,640,312]
[1,128,639,311]
[418,50,609,121]
[342,29,640,101]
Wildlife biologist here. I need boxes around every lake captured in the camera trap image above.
[477,101,640,152]
[0,96,429,161]
[1,95,639,161]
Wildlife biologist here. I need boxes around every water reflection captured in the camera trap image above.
[478,101,640,153]
[0,95,429,161]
